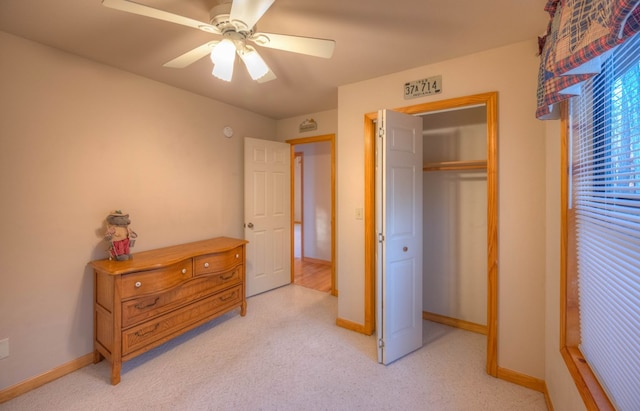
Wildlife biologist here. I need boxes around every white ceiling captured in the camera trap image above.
[0,0,548,119]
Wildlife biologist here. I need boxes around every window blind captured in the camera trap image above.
[570,32,640,411]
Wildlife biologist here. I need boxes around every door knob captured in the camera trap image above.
[247,222,254,228]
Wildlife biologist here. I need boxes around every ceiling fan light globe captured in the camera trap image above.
[210,39,236,64]
[240,49,269,80]
[212,60,234,81]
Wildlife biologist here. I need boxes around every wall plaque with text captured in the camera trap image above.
[404,75,442,99]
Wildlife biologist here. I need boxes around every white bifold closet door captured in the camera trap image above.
[376,109,423,365]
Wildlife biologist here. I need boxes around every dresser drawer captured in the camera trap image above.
[193,246,243,276]
[121,266,242,328]
[122,284,243,356]
[120,261,192,299]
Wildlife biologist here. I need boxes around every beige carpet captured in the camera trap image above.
[1,285,547,410]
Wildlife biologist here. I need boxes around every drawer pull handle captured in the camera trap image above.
[219,272,235,281]
[135,281,142,288]
[235,254,239,259]
[135,297,160,310]
[220,291,237,302]
[203,262,210,268]
[181,268,187,274]
[134,323,159,337]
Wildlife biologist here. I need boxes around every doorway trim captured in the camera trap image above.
[363,92,498,376]
[287,134,337,296]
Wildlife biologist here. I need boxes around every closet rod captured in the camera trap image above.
[423,160,487,172]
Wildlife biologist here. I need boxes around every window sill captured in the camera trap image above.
[561,346,615,411]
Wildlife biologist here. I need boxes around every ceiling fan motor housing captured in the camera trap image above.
[210,3,253,37]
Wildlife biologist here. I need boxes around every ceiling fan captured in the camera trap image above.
[102,0,336,83]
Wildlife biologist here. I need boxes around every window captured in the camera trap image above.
[564,33,640,410]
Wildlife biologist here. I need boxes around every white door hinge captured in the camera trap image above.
[378,233,384,243]
[378,339,385,348]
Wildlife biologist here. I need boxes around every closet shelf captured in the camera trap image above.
[423,160,487,172]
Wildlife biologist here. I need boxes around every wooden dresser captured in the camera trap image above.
[90,237,247,385]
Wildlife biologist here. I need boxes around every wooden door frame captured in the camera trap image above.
[286,134,337,296]
[363,92,499,376]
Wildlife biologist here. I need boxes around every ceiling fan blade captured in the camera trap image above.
[229,0,275,31]
[250,32,335,59]
[101,0,219,33]
[163,42,219,68]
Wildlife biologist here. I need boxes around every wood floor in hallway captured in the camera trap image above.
[293,258,331,292]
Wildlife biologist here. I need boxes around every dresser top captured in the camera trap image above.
[90,237,247,275]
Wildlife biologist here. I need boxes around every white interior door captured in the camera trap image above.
[244,137,291,297]
[376,109,423,364]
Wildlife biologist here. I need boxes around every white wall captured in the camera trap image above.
[337,39,547,379]
[0,31,276,391]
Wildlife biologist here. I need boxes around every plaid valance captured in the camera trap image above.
[536,0,640,119]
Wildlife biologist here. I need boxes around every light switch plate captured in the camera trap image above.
[0,338,9,359]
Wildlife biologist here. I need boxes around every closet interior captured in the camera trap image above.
[421,105,488,334]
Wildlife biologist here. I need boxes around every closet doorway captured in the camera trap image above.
[287,134,336,296]
[364,92,498,376]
